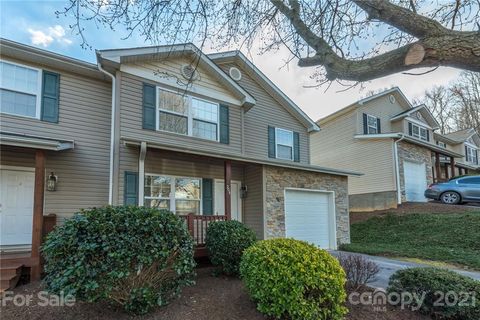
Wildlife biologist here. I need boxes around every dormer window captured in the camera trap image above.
[363,113,380,134]
[408,122,429,142]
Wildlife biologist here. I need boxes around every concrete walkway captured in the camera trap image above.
[330,251,480,289]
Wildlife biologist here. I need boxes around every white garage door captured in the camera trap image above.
[284,189,336,249]
[404,161,427,202]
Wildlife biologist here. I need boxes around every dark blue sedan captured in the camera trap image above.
[425,176,480,204]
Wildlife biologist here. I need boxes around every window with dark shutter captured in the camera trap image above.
[293,132,300,162]
[124,171,138,205]
[268,126,276,158]
[142,83,156,130]
[202,178,213,215]
[219,104,229,144]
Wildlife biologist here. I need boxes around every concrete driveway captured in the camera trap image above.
[330,251,480,289]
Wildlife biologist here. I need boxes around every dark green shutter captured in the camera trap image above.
[143,83,156,130]
[124,171,138,205]
[202,178,213,215]
[376,118,381,134]
[465,145,468,161]
[293,132,300,162]
[408,122,413,136]
[426,130,430,141]
[41,71,60,123]
[219,104,229,144]
[362,113,368,134]
[475,150,478,165]
[268,126,276,158]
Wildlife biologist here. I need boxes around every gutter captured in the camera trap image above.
[97,61,116,205]
[393,134,406,205]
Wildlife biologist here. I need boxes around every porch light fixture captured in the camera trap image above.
[47,172,58,191]
[240,185,248,199]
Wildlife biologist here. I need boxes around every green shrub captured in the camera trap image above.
[205,220,256,275]
[42,206,196,315]
[388,267,480,320]
[240,238,347,320]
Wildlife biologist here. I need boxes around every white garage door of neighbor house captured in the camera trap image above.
[0,169,35,246]
[284,189,335,249]
[404,161,427,202]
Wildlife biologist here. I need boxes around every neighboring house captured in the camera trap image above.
[434,128,480,178]
[0,39,360,286]
[310,87,463,212]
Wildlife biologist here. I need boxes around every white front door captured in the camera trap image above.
[214,180,242,221]
[404,161,428,202]
[0,169,35,246]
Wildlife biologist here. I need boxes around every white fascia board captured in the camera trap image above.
[209,51,320,132]
[354,133,401,139]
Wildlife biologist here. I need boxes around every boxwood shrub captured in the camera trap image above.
[388,267,480,320]
[205,220,256,275]
[240,238,347,320]
[42,206,196,315]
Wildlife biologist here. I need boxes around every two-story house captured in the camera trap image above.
[310,87,463,211]
[0,39,360,285]
[434,128,480,178]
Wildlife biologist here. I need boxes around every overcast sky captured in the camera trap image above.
[0,0,462,121]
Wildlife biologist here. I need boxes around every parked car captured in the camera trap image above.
[425,175,480,204]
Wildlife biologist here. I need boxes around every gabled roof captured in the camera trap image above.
[390,104,440,129]
[208,51,320,132]
[96,43,256,108]
[444,128,480,146]
[318,87,412,124]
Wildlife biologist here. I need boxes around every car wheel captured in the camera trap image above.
[440,191,461,205]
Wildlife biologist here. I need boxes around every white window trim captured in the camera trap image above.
[144,173,203,215]
[275,127,294,161]
[0,59,42,119]
[155,86,220,142]
[465,145,478,164]
[366,114,378,134]
[410,122,429,141]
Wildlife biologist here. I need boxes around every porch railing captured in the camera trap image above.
[180,214,227,246]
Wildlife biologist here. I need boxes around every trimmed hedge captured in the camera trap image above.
[240,238,347,320]
[388,267,480,320]
[205,220,256,275]
[42,206,196,315]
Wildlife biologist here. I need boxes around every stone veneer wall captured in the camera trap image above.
[263,165,350,245]
[398,141,433,202]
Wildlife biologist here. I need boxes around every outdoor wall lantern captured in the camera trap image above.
[240,185,248,199]
[47,172,58,191]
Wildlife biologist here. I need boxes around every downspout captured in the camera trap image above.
[97,61,116,205]
[393,134,406,205]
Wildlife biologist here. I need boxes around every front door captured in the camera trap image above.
[0,169,35,246]
[214,180,242,221]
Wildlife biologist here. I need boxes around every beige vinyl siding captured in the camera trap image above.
[217,63,310,164]
[311,110,396,195]
[122,57,238,102]
[118,72,243,156]
[243,164,264,239]
[0,58,111,221]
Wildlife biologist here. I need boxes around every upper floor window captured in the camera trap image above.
[409,122,429,141]
[362,113,380,134]
[276,128,294,160]
[466,145,478,164]
[0,61,42,118]
[437,141,446,148]
[157,88,219,141]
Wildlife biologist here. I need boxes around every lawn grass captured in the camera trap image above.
[341,212,480,270]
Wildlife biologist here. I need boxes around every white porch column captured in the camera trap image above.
[138,142,147,206]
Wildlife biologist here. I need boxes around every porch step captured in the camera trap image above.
[0,263,23,293]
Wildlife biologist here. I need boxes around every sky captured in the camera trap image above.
[0,0,463,121]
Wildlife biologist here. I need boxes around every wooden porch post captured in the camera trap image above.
[224,160,231,220]
[450,157,456,178]
[444,163,449,180]
[31,149,45,281]
[435,152,441,182]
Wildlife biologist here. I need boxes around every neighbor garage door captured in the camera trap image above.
[284,189,336,249]
[403,161,427,202]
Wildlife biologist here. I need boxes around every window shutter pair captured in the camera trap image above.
[124,171,138,205]
[40,71,60,123]
[142,84,230,144]
[268,126,300,162]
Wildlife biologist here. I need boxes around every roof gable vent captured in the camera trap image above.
[229,67,242,81]
[389,94,396,104]
[180,64,199,81]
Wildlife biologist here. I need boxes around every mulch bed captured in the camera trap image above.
[1,266,430,320]
[350,201,479,224]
